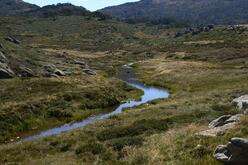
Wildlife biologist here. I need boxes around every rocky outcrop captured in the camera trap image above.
[0,43,4,49]
[174,25,215,38]
[74,60,85,66]
[198,114,242,137]
[18,66,34,77]
[209,115,241,129]
[232,95,248,111]
[227,25,248,33]
[0,51,8,63]
[82,68,96,75]
[0,51,14,79]
[0,62,15,79]
[214,138,248,165]
[44,64,65,77]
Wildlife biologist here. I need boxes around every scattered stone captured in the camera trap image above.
[191,29,201,35]
[198,114,242,137]
[44,64,65,77]
[5,36,21,44]
[214,138,248,164]
[0,62,15,79]
[175,32,183,38]
[54,69,65,76]
[232,95,248,110]
[227,25,247,33]
[207,24,214,29]
[82,68,96,75]
[44,64,56,72]
[74,60,85,66]
[203,27,210,32]
[18,66,34,77]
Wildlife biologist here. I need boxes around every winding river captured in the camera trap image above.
[22,63,169,142]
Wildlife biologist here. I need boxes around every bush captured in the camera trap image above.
[110,136,144,151]
[189,145,211,158]
[47,110,72,118]
[75,142,106,155]
[60,143,71,152]
[211,103,232,112]
[97,119,170,141]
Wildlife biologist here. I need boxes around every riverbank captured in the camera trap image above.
[20,65,168,142]
[0,74,142,144]
[1,55,247,164]
[1,16,248,164]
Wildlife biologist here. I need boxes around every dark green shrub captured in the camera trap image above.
[189,145,211,158]
[75,142,106,155]
[60,143,71,152]
[211,103,232,112]
[97,119,170,141]
[110,136,144,151]
[47,110,72,118]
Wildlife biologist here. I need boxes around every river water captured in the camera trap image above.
[22,63,169,142]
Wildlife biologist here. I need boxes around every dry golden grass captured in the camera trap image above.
[184,40,224,45]
[43,48,108,59]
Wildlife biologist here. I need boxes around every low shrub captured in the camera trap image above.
[47,110,72,118]
[97,119,170,141]
[75,141,106,155]
[109,136,144,151]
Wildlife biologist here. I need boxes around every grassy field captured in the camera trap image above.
[0,16,248,164]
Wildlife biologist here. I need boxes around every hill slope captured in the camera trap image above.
[0,0,39,16]
[101,0,248,25]
[24,3,91,17]
[0,1,109,19]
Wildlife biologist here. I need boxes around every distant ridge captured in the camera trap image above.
[0,1,110,19]
[0,0,39,16]
[24,3,91,17]
[101,0,248,25]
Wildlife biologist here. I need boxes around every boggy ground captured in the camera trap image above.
[0,16,248,164]
[0,16,149,144]
[1,54,248,164]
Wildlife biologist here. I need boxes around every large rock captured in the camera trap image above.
[0,62,15,79]
[214,138,248,164]
[0,51,8,63]
[232,95,248,110]
[5,36,20,44]
[82,68,96,75]
[209,115,241,129]
[44,64,65,77]
[198,114,242,137]
[198,123,237,137]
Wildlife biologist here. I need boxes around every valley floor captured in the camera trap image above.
[0,16,248,164]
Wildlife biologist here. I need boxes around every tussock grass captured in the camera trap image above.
[0,16,248,164]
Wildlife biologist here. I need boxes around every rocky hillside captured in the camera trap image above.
[24,3,91,17]
[101,0,248,25]
[0,1,109,19]
[0,0,39,16]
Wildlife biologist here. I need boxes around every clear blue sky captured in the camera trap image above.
[23,0,139,11]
